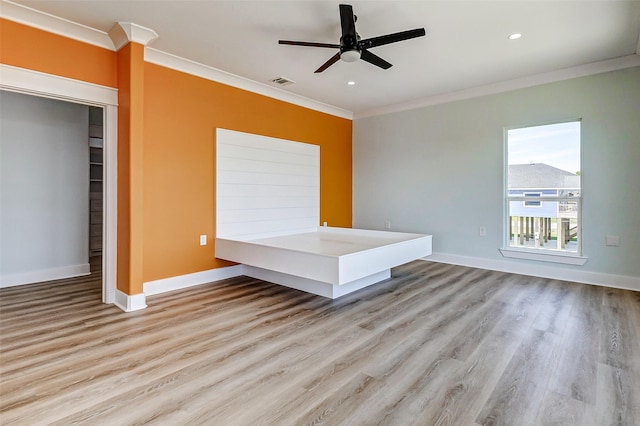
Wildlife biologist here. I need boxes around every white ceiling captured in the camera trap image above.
[6,1,640,116]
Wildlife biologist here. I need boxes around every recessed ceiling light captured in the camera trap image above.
[347,81,356,86]
[508,33,522,40]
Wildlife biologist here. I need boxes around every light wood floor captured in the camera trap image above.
[1,261,639,425]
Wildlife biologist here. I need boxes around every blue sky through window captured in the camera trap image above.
[507,121,581,174]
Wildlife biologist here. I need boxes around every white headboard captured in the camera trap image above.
[216,128,320,240]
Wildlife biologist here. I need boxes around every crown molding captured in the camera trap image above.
[354,54,640,119]
[0,0,115,50]
[144,48,353,120]
[108,22,158,51]
[1,0,351,120]
[10,0,632,121]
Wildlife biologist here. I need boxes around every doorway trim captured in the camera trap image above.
[1,64,118,304]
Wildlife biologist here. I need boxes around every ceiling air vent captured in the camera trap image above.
[270,77,295,86]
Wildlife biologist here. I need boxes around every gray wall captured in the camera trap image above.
[353,66,640,278]
[1,91,89,283]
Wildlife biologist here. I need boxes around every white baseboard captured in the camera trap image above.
[0,263,90,288]
[114,290,147,312]
[143,265,243,296]
[425,252,640,292]
[117,251,640,311]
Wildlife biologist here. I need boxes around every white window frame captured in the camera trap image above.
[500,120,587,265]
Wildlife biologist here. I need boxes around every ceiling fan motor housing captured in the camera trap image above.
[340,32,361,61]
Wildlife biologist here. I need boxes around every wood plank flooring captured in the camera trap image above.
[1,261,639,425]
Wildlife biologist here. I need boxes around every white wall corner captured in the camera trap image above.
[102,104,118,304]
[114,290,147,312]
[104,287,116,305]
[143,264,243,296]
[108,22,158,51]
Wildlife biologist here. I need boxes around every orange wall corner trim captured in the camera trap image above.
[116,42,147,296]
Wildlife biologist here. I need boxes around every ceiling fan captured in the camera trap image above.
[279,4,426,73]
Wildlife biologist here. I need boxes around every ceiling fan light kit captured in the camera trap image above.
[279,4,426,73]
[340,50,361,62]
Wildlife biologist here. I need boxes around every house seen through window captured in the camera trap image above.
[506,121,581,254]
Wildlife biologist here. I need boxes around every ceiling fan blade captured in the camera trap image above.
[279,40,340,49]
[360,28,426,49]
[339,4,356,38]
[360,50,392,70]
[315,52,341,73]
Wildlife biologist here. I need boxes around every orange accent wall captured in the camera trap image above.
[0,19,117,88]
[1,18,353,289]
[142,63,352,282]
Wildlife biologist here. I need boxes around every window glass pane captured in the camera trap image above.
[507,213,579,252]
[507,121,581,181]
[506,121,581,253]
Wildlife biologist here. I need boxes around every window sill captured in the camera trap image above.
[499,247,588,265]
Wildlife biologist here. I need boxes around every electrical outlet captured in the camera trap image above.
[384,220,391,230]
[200,235,207,246]
[605,235,619,247]
[479,227,486,237]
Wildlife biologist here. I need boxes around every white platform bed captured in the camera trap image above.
[215,128,432,298]
[216,226,432,298]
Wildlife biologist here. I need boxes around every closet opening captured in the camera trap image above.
[88,106,104,282]
[0,66,118,305]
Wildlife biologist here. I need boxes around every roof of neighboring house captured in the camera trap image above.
[508,163,580,189]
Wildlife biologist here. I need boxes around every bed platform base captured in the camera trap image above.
[244,265,391,299]
[216,227,432,299]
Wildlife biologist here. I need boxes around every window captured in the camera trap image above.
[523,192,542,207]
[502,121,584,263]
